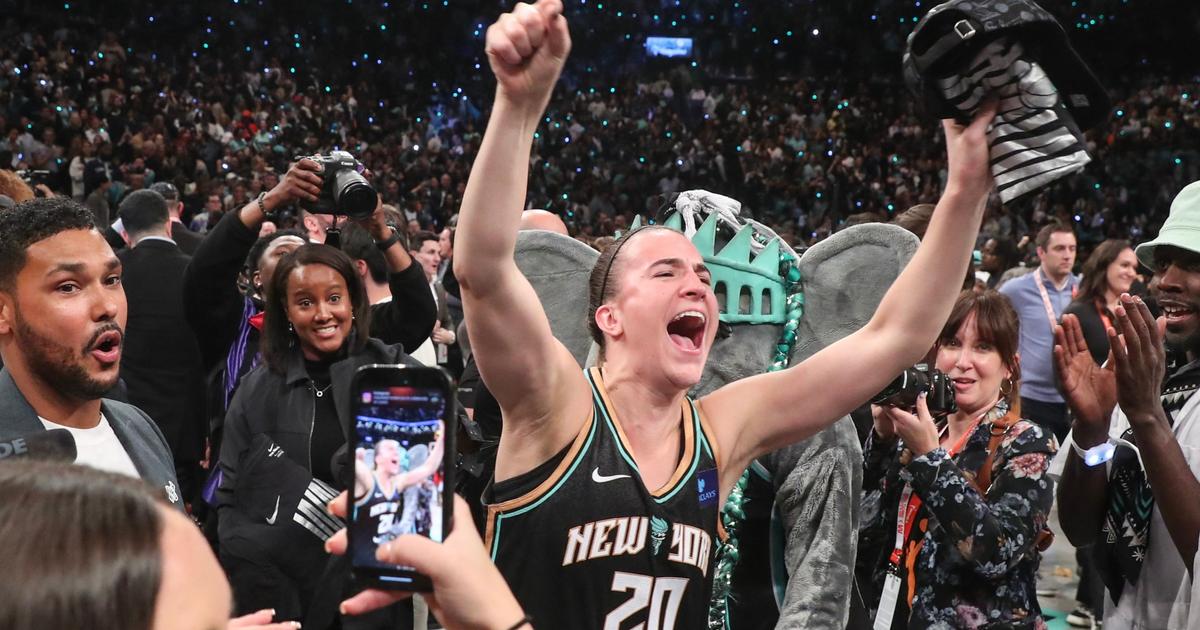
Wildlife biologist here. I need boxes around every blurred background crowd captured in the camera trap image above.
[1,0,1197,262]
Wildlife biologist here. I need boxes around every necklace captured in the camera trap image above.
[313,383,333,398]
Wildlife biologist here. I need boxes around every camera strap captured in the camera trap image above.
[874,421,978,630]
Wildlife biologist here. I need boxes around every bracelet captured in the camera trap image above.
[255,191,268,215]
[1070,438,1115,467]
[375,226,403,251]
[504,615,533,630]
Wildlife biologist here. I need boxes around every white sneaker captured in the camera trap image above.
[1066,607,1097,628]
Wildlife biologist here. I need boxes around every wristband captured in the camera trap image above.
[255,191,268,215]
[375,226,403,251]
[504,615,533,630]
[1070,435,1143,469]
[1070,439,1115,467]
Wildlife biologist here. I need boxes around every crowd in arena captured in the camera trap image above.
[2,0,1200,629]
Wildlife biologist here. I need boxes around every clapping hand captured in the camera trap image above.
[1053,313,1117,447]
[1110,294,1169,428]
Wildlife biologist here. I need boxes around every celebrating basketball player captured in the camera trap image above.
[450,1,997,627]
[352,426,445,547]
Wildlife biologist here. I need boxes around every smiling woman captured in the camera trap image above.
[1063,239,1139,364]
[215,243,423,620]
[859,290,1056,629]
[261,245,372,367]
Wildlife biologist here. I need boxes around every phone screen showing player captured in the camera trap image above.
[349,366,454,590]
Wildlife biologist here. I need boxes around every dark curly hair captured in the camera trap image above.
[0,197,99,291]
[245,228,307,277]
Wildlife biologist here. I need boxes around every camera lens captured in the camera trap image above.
[332,168,378,219]
[870,367,930,409]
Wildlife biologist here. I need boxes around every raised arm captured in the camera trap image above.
[184,160,323,372]
[453,0,590,472]
[353,455,375,505]
[396,427,446,488]
[1113,295,1200,573]
[357,204,438,351]
[702,102,998,487]
[1053,314,1116,545]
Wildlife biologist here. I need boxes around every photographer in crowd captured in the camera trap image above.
[184,158,436,504]
[858,290,1057,629]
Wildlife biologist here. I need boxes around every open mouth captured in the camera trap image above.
[1161,301,1196,325]
[666,310,707,353]
[312,324,341,339]
[89,330,122,364]
[952,377,975,391]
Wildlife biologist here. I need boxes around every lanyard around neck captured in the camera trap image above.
[1034,267,1069,333]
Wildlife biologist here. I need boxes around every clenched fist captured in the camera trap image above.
[485,0,571,112]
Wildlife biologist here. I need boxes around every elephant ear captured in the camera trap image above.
[513,230,599,368]
[790,223,921,364]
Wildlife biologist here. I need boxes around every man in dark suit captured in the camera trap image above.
[150,182,203,255]
[116,189,206,501]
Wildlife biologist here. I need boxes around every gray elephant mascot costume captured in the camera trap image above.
[463,190,918,629]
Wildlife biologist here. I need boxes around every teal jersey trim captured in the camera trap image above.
[488,416,599,560]
[585,371,707,505]
[654,402,705,504]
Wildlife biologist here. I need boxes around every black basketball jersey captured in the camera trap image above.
[351,476,401,566]
[485,367,723,630]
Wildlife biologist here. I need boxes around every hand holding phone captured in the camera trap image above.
[347,365,457,590]
[327,494,528,630]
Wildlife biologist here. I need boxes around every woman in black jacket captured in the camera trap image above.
[1062,239,1138,363]
[216,244,421,623]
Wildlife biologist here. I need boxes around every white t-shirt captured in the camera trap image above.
[1051,390,1200,630]
[1179,534,1200,628]
[39,414,140,479]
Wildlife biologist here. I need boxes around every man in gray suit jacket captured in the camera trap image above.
[0,197,180,508]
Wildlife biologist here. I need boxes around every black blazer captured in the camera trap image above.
[118,239,207,465]
[0,369,182,509]
[170,220,204,255]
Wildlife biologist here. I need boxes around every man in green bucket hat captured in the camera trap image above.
[1054,180,1200,629]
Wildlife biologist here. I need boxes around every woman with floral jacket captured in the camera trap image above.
[857,290,1058,629]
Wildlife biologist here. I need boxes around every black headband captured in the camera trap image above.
[598,226,655,304]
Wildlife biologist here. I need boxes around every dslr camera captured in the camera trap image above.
[16,170,51,197]
[299,151,377,220]
[870,363,957,417]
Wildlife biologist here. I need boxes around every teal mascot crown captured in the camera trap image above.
[629,190,805,626]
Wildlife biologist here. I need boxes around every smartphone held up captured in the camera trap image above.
[348,365,456,591]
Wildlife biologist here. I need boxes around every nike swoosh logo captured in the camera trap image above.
[265,496,281,525]
[592,467,631,484]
